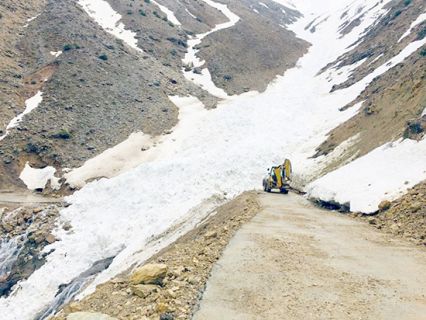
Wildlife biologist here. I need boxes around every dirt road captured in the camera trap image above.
[194,193,426,320]
[0,191,62,206]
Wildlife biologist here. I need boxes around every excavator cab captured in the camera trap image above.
[263,159,292,194]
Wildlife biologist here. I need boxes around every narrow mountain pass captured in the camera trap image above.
[194,193,426,320]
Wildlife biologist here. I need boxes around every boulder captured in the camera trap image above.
[410,202,422,213]
[131,284,158,298]
[378,200,391,211]
[67,312,117,320]
[130,263,168,285]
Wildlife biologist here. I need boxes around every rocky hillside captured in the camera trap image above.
[0,0,307,193]
[314,0,425,161]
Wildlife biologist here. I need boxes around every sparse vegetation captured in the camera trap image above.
[420,48,426,57]
[52,129,71,139]
[416,26,426,40]
[404,0,412,6]
[63,44,73,51]
[63,44,80,51]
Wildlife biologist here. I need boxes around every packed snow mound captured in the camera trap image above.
[307,138,426,213]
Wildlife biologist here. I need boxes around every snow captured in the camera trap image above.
[19,162,61,191]
[422,107,426,117]
[307,138,426,213]
[78,0,142,52]
[152,1,181,26]
[259,2,269,9]
[185,8,197,19]
[182,0,241,98]
[49,51,62,58]
[0,91,43,142]
[398,12,426,42]
[1,0,423,318]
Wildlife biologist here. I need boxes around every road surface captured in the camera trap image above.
[194,193,426,320]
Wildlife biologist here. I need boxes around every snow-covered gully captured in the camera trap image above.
[182,0,241,98]
[2,0,426,318]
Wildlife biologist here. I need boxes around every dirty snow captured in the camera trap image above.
[78,0,142,52]
[1,0,420,319]
[0,91,43,142]
[152,1,181,26]
[307,138,426,213]
[398,12,426,42]
[19,162,61,191]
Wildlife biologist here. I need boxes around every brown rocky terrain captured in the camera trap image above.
[0,0,219,192]
[314,0,426,160]
[358,180,426,246]
[197,0,308,94]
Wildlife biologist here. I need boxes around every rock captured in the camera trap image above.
[45,234,56,244]
[33,208,43,214]
[160,313,174,320]
[156,302,170,314]
[131,284,158,298]
[67,312,118,320]
[410,202,422,213]
[378,200,391,211]
[63,222,72,231]
[204,231,217,239]
[130,263,168,285]
[367,217,377,225]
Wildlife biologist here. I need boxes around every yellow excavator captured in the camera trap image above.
[263,159,292,194]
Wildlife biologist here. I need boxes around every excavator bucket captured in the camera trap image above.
[283,159,292,180]
[274,167,282,188]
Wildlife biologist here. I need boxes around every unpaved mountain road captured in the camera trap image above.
[194,193,426,320]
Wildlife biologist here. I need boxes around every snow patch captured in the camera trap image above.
[78,0,142,52]
[0,91,43,142]
[259,2,269,9]
[185,8,197,19]
[19,162,60,191]
[398,12,426,43]
[152,1,181,26]
[307,138,426,213]
[49,51,62,58]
